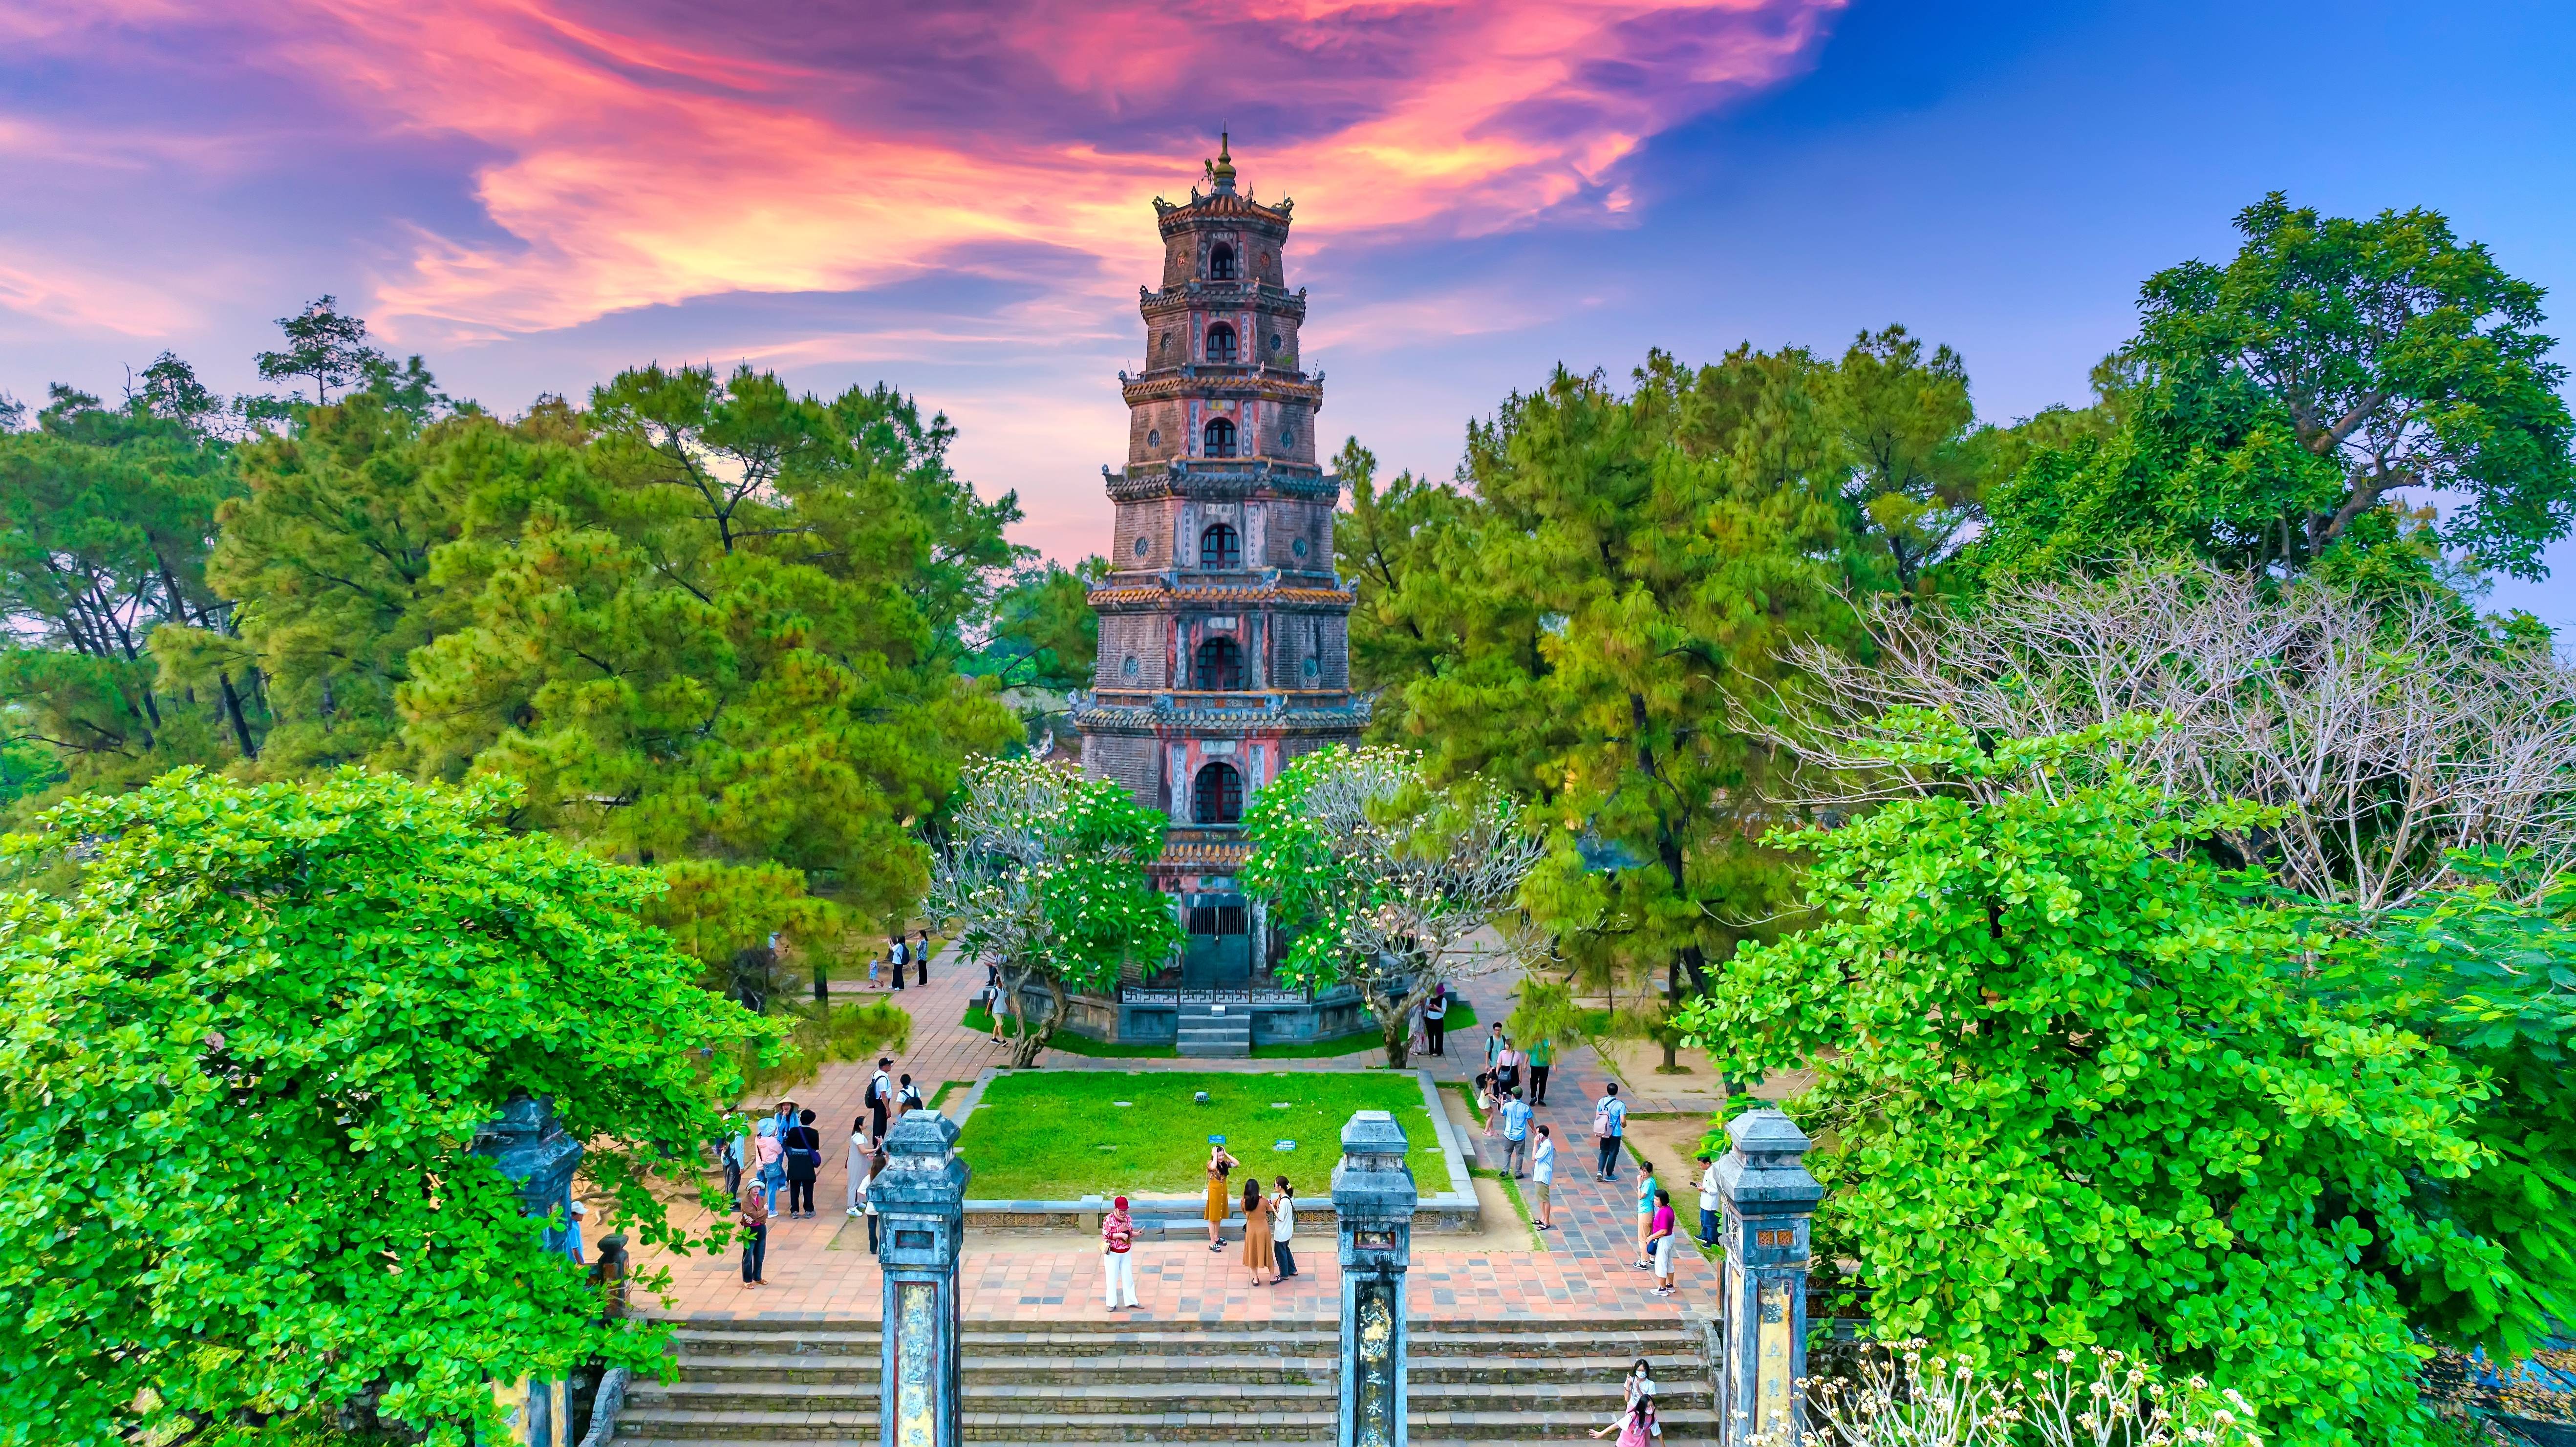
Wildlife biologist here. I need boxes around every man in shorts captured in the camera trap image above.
[1530,1124,1556,1229]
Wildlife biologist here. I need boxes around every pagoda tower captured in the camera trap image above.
[1073,134,1369,1005]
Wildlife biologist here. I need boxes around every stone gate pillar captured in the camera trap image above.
[1332,1109,1417,1447]
[1714,1108,1823,1447]
[473,1093,584,1446]
[872,1109,970,1447]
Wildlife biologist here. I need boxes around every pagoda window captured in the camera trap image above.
[1202,417,1237,457]
[1205,323,1237,363]
[1209,243,1237,280]
[1195,635,1244,689]
[1193,761,1244,823]
[1199,522,1241,569]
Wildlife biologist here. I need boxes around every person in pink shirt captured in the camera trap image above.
[1101,1196,1140,1310]
[1647,1190,1678,1297]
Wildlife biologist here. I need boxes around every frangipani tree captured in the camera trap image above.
[920,756,1180,1067]
[1243,745,1547,1067]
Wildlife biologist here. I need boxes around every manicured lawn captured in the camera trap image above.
[954,1070,1447,1202]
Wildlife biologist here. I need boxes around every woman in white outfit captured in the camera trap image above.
[845,1118,872,1216]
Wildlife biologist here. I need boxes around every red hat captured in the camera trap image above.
[1113,1196,1129,1210]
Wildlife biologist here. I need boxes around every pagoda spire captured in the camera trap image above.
[1208,128,1237,193]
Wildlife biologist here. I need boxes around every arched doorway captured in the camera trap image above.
[1195,635,1244,690]
[1199,522,1241,569]
[1192,760,1243,823]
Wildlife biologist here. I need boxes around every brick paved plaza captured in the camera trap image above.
[630,942,1719,1325]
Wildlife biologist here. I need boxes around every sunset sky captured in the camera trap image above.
[5,0,2573,619]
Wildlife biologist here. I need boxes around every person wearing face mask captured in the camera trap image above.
[1101,1195,1140,1310]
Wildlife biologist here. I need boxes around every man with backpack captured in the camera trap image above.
[1593,1082,1627,1181]
[865,1058,893,1145]
[782,1108,823,1218]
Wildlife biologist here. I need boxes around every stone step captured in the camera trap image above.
[628,1378,1332,1415]
[617,1400,1717,1444]
[664,1349,1700,1388]
[1406,1331,1700,1358]
[671,1352,1343,1385]
[659,1314,1687,1337]
[1410,1383,1715,1413]
[621,1435,1712,1447]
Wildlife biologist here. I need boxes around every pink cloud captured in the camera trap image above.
[11,0,1841,339]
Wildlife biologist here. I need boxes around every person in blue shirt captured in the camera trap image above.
[1633,1161,1659,1269]
[1500,1089,1534,1176]
[1592,1083,1627,1181]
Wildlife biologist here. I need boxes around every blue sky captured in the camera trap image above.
[3,0,2569,620]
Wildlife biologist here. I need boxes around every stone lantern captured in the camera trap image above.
[472,1093,584,1446]
[1713,1108,1824,1447]
[1331,1109,1416,1447]
[871,1108,971,1447]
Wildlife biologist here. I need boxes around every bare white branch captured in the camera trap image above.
[1770,561,2576,908]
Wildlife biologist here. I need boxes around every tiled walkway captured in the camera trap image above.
[633,944,1716,1325]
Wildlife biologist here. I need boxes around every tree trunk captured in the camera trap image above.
[1377,1001,1412,1070]
[1661,955,1681,1071]
[217,672,258,759]
[1008,971,1066,1068]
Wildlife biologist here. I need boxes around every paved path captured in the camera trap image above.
[630,944,1717,1325]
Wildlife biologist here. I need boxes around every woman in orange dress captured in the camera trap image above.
[1202,1144,1239,1253]
[1241,1178,1277,1286]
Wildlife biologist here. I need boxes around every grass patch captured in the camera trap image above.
[960,1002,1177,1059]
[1253,1031,1392,1061]
[954,1070,1445,1201]
[927,1080,962,1113]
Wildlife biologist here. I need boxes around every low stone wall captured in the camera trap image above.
[947,1066,1481,1234]
[1010,982,1374,1045]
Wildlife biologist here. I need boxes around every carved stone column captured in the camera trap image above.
[1332,1109,1417,1447]
[872,1109,970,1447]
[1714,1108,1823,1447]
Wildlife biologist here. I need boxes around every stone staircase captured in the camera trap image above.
[612,1315,1713,1445]
[1176,1000,1252,1058]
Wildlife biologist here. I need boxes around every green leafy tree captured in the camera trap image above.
[1335,438,1476,695]
[1676,719,2513,1447]
[0,768,773,1446]
[1345,351,1870,1060]
[156,391,506,776]
[1826,325,1982,591]
[403,364,1020,972]
[824,383,1029,653]
[971,556,1107,691]
[132,352,226,430]
[2316,853,2576,1361]
[1243,745,1546,1067]
[0,380,252,791]
[920,756,1180,1066]
[1978,196,2575,583]
[252,295,378,407]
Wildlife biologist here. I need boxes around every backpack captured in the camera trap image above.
[866,1075,886,1109]
[1594,1100,1617,1138]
